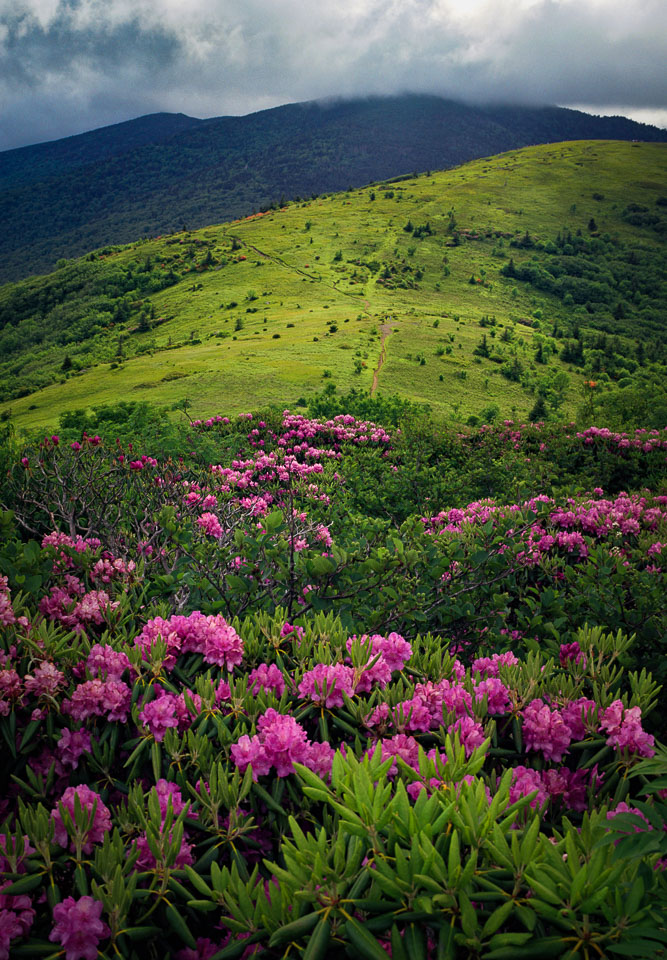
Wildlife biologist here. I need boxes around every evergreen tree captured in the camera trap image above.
[529,396,548,421]
[473,334,490,358]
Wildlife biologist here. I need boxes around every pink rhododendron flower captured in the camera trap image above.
[139,692,180,741]
[373,733,421,776]
[0,880,35,957]
[135,612,243,671]
[600,700,655,757]
[542,766,595,812]
[559,642,587,668]
[474,677,512,715]
[0,907,28,960]
[472,651,519,677]
[231,708,332,780]
[298,663,355,708]
[509,766,548,808]
[561,698,596,740]
[24,661,66,700]
[63,678,132,723]
[0,576,15,626]
[52,785,112,854]
[56,728,92,770]
[606,801,652,832]
[153,779,190,821]
[197,512,223,538]
[281,621,305,641]
[352,632,412,673]
[0,668,22,715]
[49,896,109,960]
[522,699,573,762]
[85,643,131,680]
[448,716,486,756]
[134,832,195,871]
[90,556,136,584]
[248,663,286,697]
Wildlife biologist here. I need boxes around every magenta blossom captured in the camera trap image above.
[231,708,334,781]
[600,700,655,757]
[49,896,109,960]
[298,663,355,708]
[52,785,111,854]
[522,699,573,762]
[248,662,286,697]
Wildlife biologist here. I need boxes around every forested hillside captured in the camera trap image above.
[2,95,664,282]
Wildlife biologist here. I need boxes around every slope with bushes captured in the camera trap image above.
[2,140,666,434]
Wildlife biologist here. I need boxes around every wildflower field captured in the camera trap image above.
[0,402,666,959]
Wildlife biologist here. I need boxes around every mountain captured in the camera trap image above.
[2,140,665,434]
[2,94,665,283]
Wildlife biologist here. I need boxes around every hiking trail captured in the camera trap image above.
[371,323,394,396]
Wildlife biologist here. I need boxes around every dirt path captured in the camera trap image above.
[371,323,394,396]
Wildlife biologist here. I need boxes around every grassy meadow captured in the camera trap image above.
[2,139,665,432]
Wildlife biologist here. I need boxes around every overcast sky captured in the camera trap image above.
[1,0,666,151]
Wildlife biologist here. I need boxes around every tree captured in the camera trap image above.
[529,396,548,421]
[473,334,490,358]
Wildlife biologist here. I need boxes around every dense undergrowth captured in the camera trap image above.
[0,401,666,958]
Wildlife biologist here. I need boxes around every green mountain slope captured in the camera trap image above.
[3,140,666,433]
[2,95,665,282]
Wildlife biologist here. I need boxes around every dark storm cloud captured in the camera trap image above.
[0,0,665,150]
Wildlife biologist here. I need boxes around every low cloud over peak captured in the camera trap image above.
[1,0,665,149]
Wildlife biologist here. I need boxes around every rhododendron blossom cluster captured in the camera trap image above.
[134,611,244,671]
[231,708,335,780]
[49,896,110,960]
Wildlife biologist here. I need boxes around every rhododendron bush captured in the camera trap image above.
[0,409,665,958]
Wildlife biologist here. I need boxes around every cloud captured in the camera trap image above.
[0,0,665,149]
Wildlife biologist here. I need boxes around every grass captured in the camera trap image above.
[3,140,665,433]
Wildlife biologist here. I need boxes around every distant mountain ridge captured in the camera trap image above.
[0,113,202,191]
[3,94,665,283]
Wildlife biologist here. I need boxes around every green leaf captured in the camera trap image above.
[252,782,287,815]
[481,900,515,939]
[268,912,320,948]
[302,917,331,960]
[405,923,426,960]
[485,936,565,958]
[122,926,163,941]
[390,925,409,960]
[184,865,214,898]
[310,556,336,576]
[0,873,43,896]
[226,574,248,593]
[186,899,218,912]
[6,944,61,956]
[459,891,477,939]
[264,510,284,533]
[607,941,667,958]
[165,902,196,947]
[345,916,391,958]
